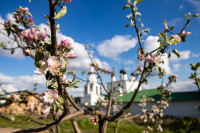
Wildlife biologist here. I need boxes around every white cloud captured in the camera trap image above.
[0,73,46,93]
[179,5,184,10]
[97,35,137,60]
[142,80,198,92]
[144,36,160,53]
[188,0,200,22]
[192,53,200,57]
[0,73,86,97]
[173,64,181,71]
[168,18,183,26]
[170,80,198,92]
[124,60,135,65]
[144,36,171,75]
[169,50,190,62]
[38,23,110,71]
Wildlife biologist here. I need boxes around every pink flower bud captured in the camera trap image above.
[37,29,46,40]
[22,7,29,12]
[63,0,71,3]
[29,18,34,23]
[23,49,31,56]
[163,26,169,32]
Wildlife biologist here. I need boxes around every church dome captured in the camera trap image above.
[120,69,127,74]
[131,72,135,77]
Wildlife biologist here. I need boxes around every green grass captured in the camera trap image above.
[0,114,200,133]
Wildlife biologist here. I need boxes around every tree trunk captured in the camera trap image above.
[71,118,81,133]
[114,121,119,133]
[98,116,108,133]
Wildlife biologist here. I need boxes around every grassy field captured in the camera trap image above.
[0,114,199,133]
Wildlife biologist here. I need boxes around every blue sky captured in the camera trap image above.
[0,0,200,96]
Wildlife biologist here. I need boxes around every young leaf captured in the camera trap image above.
[163,19,167,25]
[172,49,180,58]
[123,4,131,10]
[159,33,167,40]
[54,5,67,19]
[136,0,143,4]
[192,14,199,17]
[125,24,131,28]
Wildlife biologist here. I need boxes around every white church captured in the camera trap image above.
[81,68,140,105]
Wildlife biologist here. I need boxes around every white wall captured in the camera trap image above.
[128,101,200,118]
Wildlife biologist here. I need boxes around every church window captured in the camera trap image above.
[96,86,98,95]
[90,83,93,92]
[84,86,87,95]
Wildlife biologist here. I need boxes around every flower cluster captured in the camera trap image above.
[137,48,145,61]
[90,115,99,125]
[112,100,123,113]
[96,97,108,107]
[57,39,77,59]
[146,54,163,65]
[168,74,178,85]
[34,55,64,75]
[90,62,111,74]
[13,7,34,28]
[139,95,169,133]
[21,28,46,46]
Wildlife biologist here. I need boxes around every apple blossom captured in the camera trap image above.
[61,75,71,84]
[36,29,46,40]
[171,34,181,44]
[66,51,77,59]
[42,106,51,114]
[43,89,59,104]
[47,56,64,75]
[181,31,191,37]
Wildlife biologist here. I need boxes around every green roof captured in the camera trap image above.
[116,89,161,102]
[116,89,200,102]
[171,91,200,101]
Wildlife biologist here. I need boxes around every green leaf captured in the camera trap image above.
[10,49,15,55]
[125,24,131,28]
[45,71,53,81]
[51,82,58,89]
[34,52,44,68]
[172,49,180,58]
[59,66,67,76]
[54,5,67,19]
[122,4,131,10]
[168,53,171,58]
[169,26,174,31]
[136,0,143,4]
[59,60,67,76]
[26,12,32,17]
[163,19,167,25]
[136,12,141,16]
[126,14,132,19]
[192,14,199,17]
[0,42,7,49]
[158,67,162,74]
[159,32,167,40]
[143,29,149,33]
